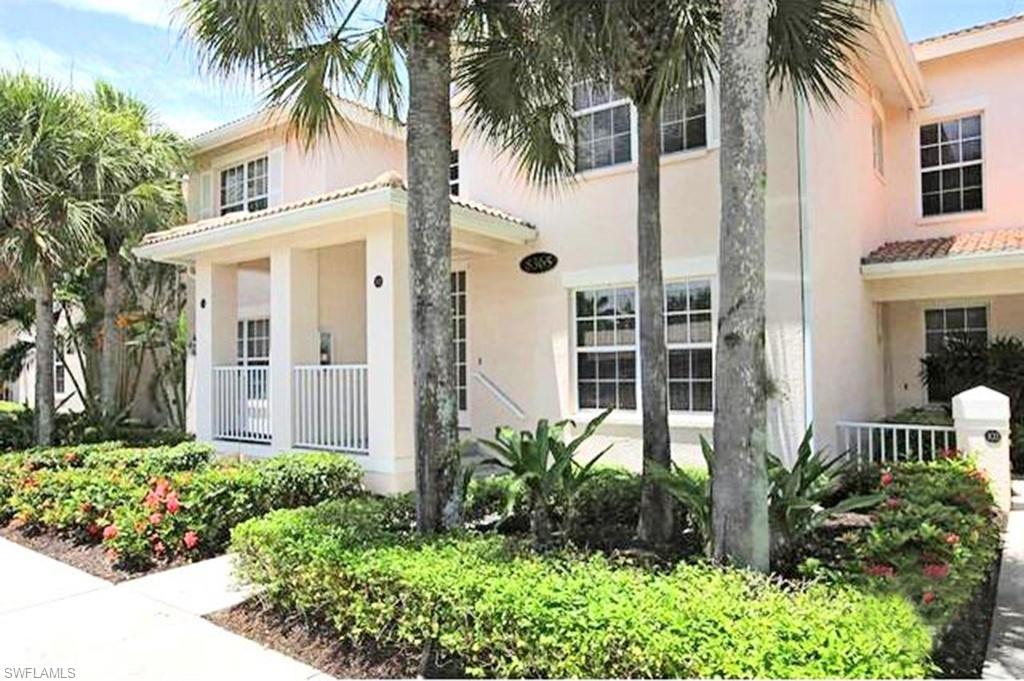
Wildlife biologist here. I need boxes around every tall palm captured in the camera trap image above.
[712,0,873,569]
[83,82,189,430]
[180,0,567,532]
[0,72,99,445]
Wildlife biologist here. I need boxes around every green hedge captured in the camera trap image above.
[2,443,364,569]
[232,498,933,679]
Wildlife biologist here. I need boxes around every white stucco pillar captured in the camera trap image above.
[194,261,237,443]
[269,247,319,451]
[953,386,1012,515]
[364,217,415,492]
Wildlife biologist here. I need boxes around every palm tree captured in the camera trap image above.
[0,72,99,445]
[179,0,569,532]
[83,82,189,431]
[712,0,873,569]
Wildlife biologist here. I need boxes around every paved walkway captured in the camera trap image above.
[984,480,1024,679]
[0,538,333,681]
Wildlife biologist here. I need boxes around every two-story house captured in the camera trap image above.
[135,4,1024,492]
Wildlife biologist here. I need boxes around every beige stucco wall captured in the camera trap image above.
[317,242,367,364]
[883,293,1024,413]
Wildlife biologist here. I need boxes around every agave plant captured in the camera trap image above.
[766,426,886,553]
[480,408,612,548]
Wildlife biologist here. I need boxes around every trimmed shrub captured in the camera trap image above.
[259,451,364,506]
[84,442,214,475]
[232,498,933,679]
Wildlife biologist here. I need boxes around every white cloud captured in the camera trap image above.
[0,37,118,91]
[159,110,222,137]
[48,0,175,29]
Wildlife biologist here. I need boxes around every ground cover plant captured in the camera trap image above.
[1,442,363,570]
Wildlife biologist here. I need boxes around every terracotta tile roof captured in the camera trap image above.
[141,171,533,247]
[862,227,1024,265]
[913,13,1024,46]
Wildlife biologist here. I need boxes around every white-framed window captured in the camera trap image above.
[920,114,982,217]
[573,278,713,413]
[54,345,66,395]
[318,331,333,365]
[660,81,707,155]
[451,270,467,412]
[573,81,633,172]
[237,318,270,366]
[220,156,269,215]
[924,305,988,355]
[871,107,885,177]
[449,149,460,196]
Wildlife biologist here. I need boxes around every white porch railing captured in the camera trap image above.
[293,364,369,453]
[213,365,271,443]
[836,421,956,465]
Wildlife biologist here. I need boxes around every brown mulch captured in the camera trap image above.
[207,600,418,679]
[0,525,185,583]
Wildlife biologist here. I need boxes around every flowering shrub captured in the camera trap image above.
[849,454,1001,623]
[231,498,933,679]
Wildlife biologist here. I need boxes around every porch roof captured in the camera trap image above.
[861,227,1024,278]
[136,171,535,263]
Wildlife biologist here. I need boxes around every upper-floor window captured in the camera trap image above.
[920,114,982,217]
[573,82,633,172]
[661,82,706,154]
[220,156,268,216]
[871,108,884,177]
[574,278,713,413]
[449,149,460,196]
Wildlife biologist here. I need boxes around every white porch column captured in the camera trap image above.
[269,247,319,451]
[364,217,415,492]
[194,261,237,442]
[953,386,1012,516]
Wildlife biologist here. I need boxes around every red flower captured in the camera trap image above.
[880,471,894,487]
[864,563,896,578]
[165,493,181,514]
[183,530,199,550]
[922,591,936,605]
[22,476,37,489]
[923,563,951,580]
[86,523,100,537]
[102,524,118,541]
[945,532,961,545]
[149,512,163,526]
[885,496,902,510]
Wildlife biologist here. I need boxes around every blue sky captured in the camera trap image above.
[0,0,1022,138]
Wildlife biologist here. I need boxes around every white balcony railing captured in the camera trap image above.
[293,364,369,453]
[836,420,956,466]
[213,365,271,443]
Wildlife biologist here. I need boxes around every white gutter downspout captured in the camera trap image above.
[796,92,815,446]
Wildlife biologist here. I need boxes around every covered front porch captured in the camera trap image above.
[136,172,535,492]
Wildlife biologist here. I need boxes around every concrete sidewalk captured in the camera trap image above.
[984,479,1024,679]
[0,538,333,681]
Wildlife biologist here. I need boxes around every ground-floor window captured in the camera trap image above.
[451,270,467,412]
[574,278,713,413]
[924,304,988,402]
[54,347,66,395]
[237,317,270,366]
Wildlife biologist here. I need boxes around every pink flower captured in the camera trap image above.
[938,448,960,460]
[864,563,896,578]
[102,524,118,541]
[153,479,170,498]
[149,512,163,526]
[183,531,199,550]
[945,533,961,545]
[165,493,181,514]
[144,491,162,510]
[922,591,936,605]
[880,471,894,487]
[923,563,951,580]
[63,452,77,463]
[152,541,166,556]
[885,496,902,510]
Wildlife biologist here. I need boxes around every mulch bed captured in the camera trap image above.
[207,600,418,678]
[934,549,1002,679]
[0,525,186,583]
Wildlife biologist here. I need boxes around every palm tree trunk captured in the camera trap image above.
[34,270,56,446]
[635,105,675,545]
[402,9,460,534]
[101,240,122,424]
[711,0,771,571]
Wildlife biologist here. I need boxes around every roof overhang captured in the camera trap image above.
[871,1,931,109]
[135,186,536,265]
[862,249,1024,279]
[914,15,1024,63]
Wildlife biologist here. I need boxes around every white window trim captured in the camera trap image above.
[237,316,270,366]
[870,97,885,182]
[570,276,717,424]
[218,154,269,216]
[449,149,460,197]
[915,109,987,225]
[922,301,990,404]
[452,266,469,427]
[572,72,720,179]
